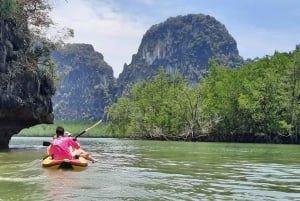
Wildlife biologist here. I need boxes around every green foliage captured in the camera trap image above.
[107,97,133,137]
[108,47,300,143]
[0,0,16,19]
[9,0,72,79]
[201,50,300,142]
[107,69,212,139]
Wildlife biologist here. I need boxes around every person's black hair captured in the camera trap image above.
[56,126,64,136]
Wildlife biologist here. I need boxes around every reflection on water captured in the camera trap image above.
[0,137,299,200]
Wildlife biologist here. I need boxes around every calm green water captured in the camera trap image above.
[0,137,299,201]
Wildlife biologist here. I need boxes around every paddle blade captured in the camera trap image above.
[43,141,51,146]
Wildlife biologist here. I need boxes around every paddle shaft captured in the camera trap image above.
[74,119,102,140]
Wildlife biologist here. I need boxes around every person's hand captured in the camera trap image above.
[64,131,72,137]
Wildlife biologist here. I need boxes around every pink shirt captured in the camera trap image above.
[48,136,80,160]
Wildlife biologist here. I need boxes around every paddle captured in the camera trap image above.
[74,119,102,140]
[42,119,102,146]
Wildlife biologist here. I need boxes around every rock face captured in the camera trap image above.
[0,19,55,149]
[51,14,244,121]
[51,44,116,120]
[118,14,243,92]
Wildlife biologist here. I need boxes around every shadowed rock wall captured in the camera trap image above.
[0,19,55,149]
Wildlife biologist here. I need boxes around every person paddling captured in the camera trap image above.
[47,126,81,160]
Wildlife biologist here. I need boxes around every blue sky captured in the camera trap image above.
[51,0,300,77]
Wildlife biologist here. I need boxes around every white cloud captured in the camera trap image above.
[50,0,300,77]
[51,0,147,77]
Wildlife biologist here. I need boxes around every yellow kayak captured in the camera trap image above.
[42,155,88,171]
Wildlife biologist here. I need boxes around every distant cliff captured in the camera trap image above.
[52,44,116,120]
[51,14,244,122]
[0,19,55,149]
[118,14,243,92]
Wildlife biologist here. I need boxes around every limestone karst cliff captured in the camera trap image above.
[0,19,55,149]
[51,44,116,120]
[118,14,243,93]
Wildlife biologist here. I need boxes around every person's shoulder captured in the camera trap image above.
[65,137,76,142]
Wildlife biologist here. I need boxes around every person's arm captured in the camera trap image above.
[69,138,80,149]
[48,144,54,155]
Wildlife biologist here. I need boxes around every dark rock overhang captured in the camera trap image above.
[0,18,55,149]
